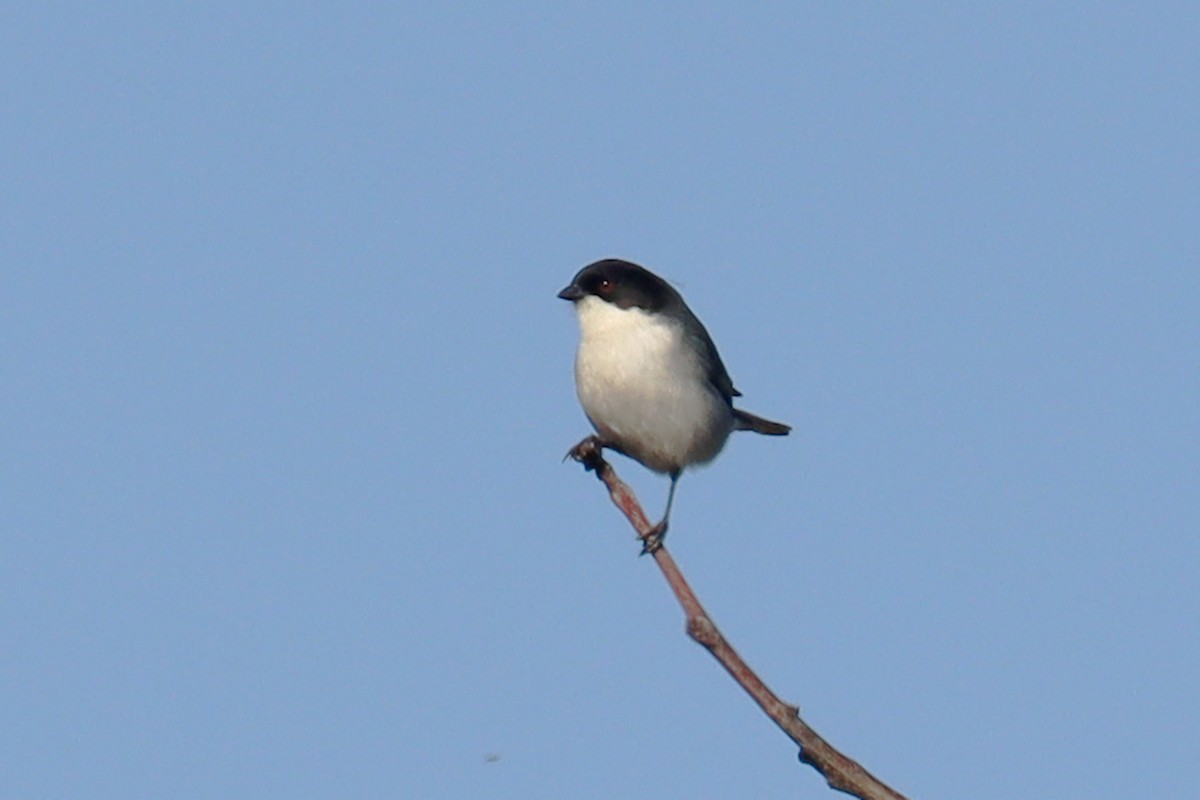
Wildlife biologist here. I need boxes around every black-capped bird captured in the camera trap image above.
[559,259,789,549]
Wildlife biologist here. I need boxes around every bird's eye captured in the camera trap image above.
[598,278,612,292]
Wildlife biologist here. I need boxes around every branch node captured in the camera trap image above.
[686,614,720,647]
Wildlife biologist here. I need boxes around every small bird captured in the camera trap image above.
[559,258,789,549]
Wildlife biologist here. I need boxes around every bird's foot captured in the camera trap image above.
[639,520,667,556]
[565,435,606,471]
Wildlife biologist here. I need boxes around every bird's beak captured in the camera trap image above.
[557,284,583,301]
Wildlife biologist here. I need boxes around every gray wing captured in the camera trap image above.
[678,304,740,403]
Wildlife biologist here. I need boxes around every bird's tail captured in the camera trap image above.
[733,409,791,436]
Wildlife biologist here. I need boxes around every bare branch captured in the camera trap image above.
[567,436,908,800]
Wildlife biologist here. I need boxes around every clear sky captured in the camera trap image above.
[3,4,1197,798]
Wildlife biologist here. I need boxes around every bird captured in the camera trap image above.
[558,258,789,550]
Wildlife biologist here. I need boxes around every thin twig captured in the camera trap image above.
[568,436,908,800]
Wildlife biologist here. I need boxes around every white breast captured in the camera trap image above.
[572,296,733,474]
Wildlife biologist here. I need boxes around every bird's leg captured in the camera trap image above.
[640,472,679,555]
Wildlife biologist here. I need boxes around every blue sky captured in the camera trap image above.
[3,4,1197,798]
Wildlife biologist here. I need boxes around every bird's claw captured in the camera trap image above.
[639,520,667,556]
[565,435,606,471]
